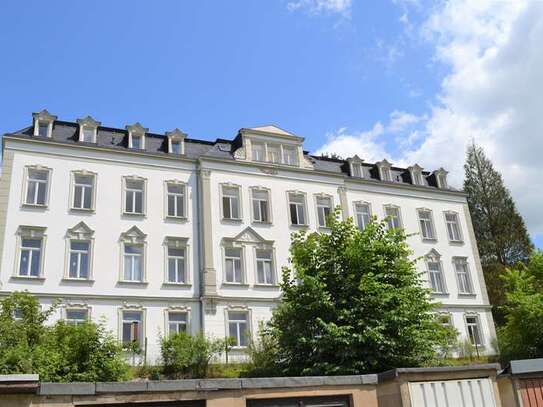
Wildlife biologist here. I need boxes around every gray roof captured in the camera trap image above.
[508,358,543,375]
[6,119,457,192]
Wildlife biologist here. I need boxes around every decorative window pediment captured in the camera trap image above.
[166,128,186,155]
[348,155,364,178]
[434,168,449,189]
[17,225,46,239]
[408,164,425,186]
[425,248,441,261]
[376,159,393,181]
[164,236,189,248]
[76,116,101,143]
[32,110,57,138]
[66,221,94,240]
[120,226,147,244]
[224,226,272,248]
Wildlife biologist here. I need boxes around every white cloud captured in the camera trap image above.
[315,0,543,237]
[287,0,352,17]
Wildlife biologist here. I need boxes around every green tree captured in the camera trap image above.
[263,211,453,376]
[464,143,533,324]
[498,252,543,363]
[0,291,129,381]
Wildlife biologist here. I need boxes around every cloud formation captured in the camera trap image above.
[316,0,543,237]
[287,0,352,17]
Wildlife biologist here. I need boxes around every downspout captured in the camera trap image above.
[196,160,204,334]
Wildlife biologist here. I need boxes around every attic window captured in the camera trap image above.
[77,116,100,143]
[437,173,448,189]
[126,123,148,151]
[351,163,362,178]
[32,109,56,138]
[171,141,181,154]
[381,167,392,182]
[38,122,49,137]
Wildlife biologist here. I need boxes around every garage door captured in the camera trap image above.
[519,378,543,407]
[247,395,351,407]
[408,378,496,407]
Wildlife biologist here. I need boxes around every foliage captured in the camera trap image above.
[497,252,543,363]
[464,143,533,324]
[160,332,226,379]
[0,291,129,382]
[242,326,282,377]
[262,210,454,376]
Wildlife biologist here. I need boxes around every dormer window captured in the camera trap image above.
[166,129,186,155]
[377,159,393,182]
[409,164,425,186]
[77,116,100,143]
[252,142,265,161]
[268,144,281,163]
[126,123,148,150]
[348,155,364,178]
[282,145,299,166]
[32,110,57,138]
[434,168,449,189]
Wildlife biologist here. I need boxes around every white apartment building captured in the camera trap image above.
[0,110,496,362]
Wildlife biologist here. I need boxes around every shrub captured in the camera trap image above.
[160,332,225,379]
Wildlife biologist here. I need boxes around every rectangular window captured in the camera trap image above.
[38,121,49,137]
[66,309,88,326]
[252,189,269,223]
[224,247,243,283]
[267,144,281,163]
[125,179,144,214]
[454,258,473,294]
[438,313,452,328]
[256,249,274,285]
[413,171,424,186]
[122,311,143,346]
[288,193,306,225]
[354,202,371,230]
[252,142,265,161]
[167,247,186,284]
[69,241,90,279]
[171,141,182,154]
[428,259,446,293]
[282,145,298,166]
[385,206,402,229]
[168,311,188,335]
[81,127,94,143]
[123,244,143,282]
[316,196,332,228]
[222,186,241,220]
[131,135,142,149]
[466,315,483,346]
[352,163,362,178]
[418,209,436,240]
[445,212,463,242]
[25,169,49,206]
[73,174,94,210]
[19,238,42,277]
[167,183,185,218]
[228,311,249,347]
[381,167,392,182]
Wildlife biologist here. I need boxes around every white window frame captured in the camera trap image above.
[119,307,146,348]
[15,226,47,279]
[250,187,272,224]
[425,250,447,294]
[64,307,90,326]
[434,168,448,189]
[70,170,96,211]
[247,138,302,167]
[314,194,333,228]
[22,165,52,208]
[164,237,190,285]
[353,201,372,230]
[453,257,474,295]
[122,176,146,216]
[119,227,147,284]
[126,123,148,150]
[417,208,437,241]
[220,183,242,221]
[384,204,403,230]
[77,116,100,143]
[164,180,187,219]
[252,142,266,162]
[64,221,94,281]
[464,314,484,347]
[225,308,251,349]
[165,309,189,336]
[254,247,276,285]
[32,110,56,138]
[282,145,299,166]
[287,191,308,226]
[444,211,464,243]
[377,160,393,182]
[222,245,245,284]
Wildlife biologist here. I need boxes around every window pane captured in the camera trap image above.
[19,250,30,275]
[37,182,47,205]
[132,136,141,149]
[225,247,241,259]
[26,181,36,204]
[38,122,49,137]
[30,250,41,277]
[223,197,231,218]
[74,185,83,208]
[82,128,94,142]
[298,205,306,224]
[171,141,181,154]
[69,252,79,278]
[22,239,41,249]
[126,180,143,190]
[289,204,298,224]
[169,312,187,322]
[252,199,261,221]
[239,322,248,346]
[134,191,143,213]
[169,247,185,257]
[229,311,247,321]
[125,245,142,254]
[66,309,87,321]
[252,143,265,161]
[229,322,238,342]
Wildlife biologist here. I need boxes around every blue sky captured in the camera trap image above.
[1,0,542,247]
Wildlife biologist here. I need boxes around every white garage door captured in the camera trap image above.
[408,378,496,407]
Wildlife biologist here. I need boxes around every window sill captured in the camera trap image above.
[422,238,438,243]
[431,292,450,297]
[254,283,280,288]
[458,293,477,298]
[118,280,148,285]
[252,221,272,226]
[70,207,95,213]
[222,282,250,287]
[62,278,94,283]
[221,218,243,223]
[11,275,45,281]
[449,240,465,245]
[165,216,188,222]
[122,212,146,217]
[290,223,309,228]
[21,203,48,210]
[162,282,191,287]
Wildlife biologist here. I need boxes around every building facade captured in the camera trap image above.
[0,110,496,362]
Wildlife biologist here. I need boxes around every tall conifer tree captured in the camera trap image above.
[464,143,533,324]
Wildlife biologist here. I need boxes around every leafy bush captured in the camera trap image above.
[160,332,225,379]
[0,292,129,381]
